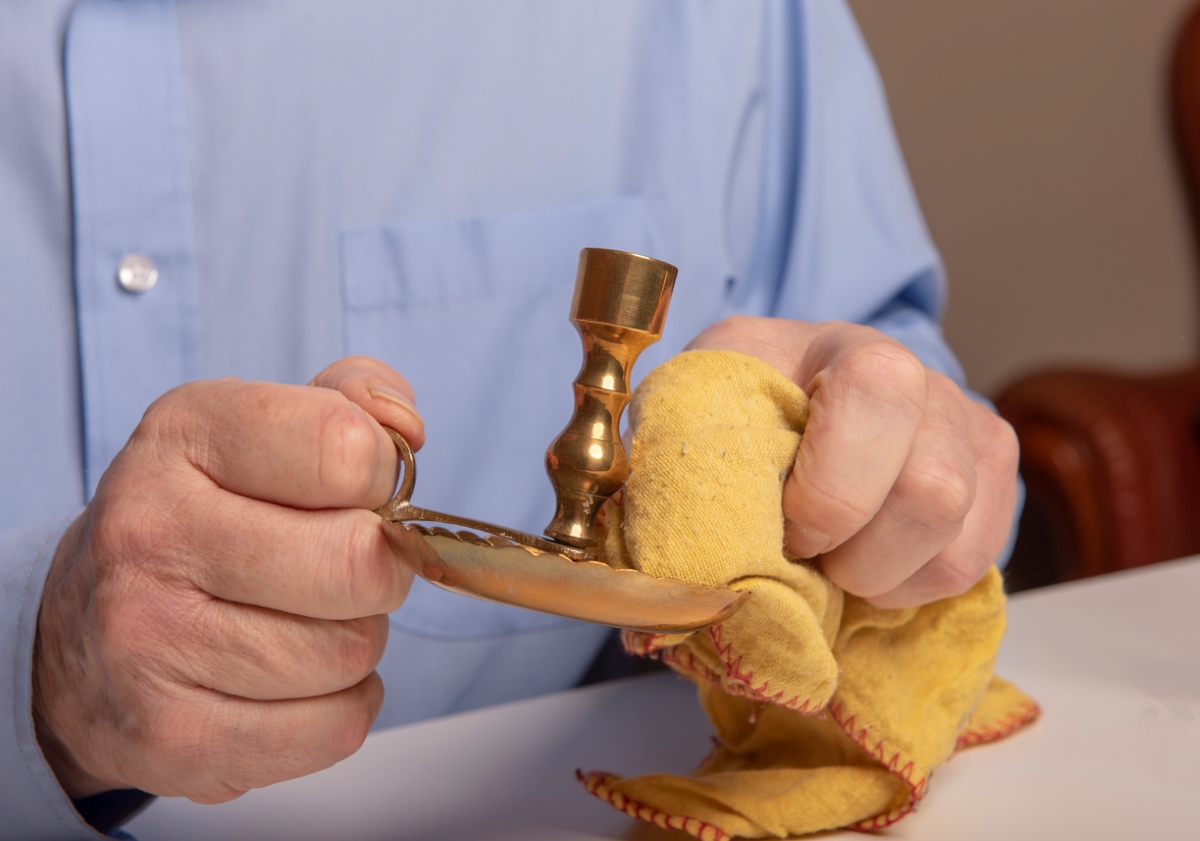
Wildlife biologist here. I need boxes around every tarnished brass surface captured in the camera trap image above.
[379,521,747,633]
[543,249,678,547]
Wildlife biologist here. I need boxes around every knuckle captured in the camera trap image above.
[985,414,1020,471]
[835,340,927,407]
[684,315,767,353]
[136,381,215,452]
[782,448,878,535]
[315,399,384,501]
[123,690,260,801]
[927,554,991,600]
[124,691,203,784]
[704,314,755,340]
[896,457,975,534]
[787,469,872,535]
[136,386,188,441]
[343,518,401,614]
[823,558,880,599]
[330,691,377,761]
[710,314,759,337]
[104,595,199,700]
[333,617,387,682]
[123,377,251,472]
[96,497,174,566]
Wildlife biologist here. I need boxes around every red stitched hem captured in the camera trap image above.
[955,698,1041,751]
[826,699,927,831]
[660,643,724,686]
[708,624,822,714]
[577,770,733,841]
[594,489,625,530]
[622,619,1038,834]
[622,630,671,657]
[580,687,1037,836]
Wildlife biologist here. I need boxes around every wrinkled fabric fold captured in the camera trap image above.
[583,350,1038,839]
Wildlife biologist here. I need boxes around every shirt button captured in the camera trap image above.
[116,253,158,293]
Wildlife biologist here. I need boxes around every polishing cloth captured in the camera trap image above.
[583,350,1038,839]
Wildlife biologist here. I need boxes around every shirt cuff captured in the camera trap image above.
[0,513,110,840]
[72,789,154,837]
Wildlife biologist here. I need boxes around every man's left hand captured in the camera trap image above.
[686,316,1019,609]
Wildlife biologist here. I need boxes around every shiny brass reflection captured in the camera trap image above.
[379,522,746,633]
[543,249,678,547]
[374,430,747,633]
[373,248,745,633]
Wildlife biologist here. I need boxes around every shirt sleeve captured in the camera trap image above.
[759,0,957,378]
[0,515,109,841]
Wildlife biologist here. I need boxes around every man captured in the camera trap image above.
[0,1,1019,838]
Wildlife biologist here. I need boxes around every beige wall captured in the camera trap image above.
[849,0,1200,396]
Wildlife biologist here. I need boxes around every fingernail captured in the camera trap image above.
[787,523,833,558]
[366,381,423,423]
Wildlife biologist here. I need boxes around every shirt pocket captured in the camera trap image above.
[340,196,669,640]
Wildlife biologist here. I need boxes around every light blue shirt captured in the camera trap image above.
[0,1,972,837]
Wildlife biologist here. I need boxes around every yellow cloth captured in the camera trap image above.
[582,350,1039,840]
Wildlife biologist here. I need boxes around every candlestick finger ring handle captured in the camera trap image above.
[544,248,678,548]
[374,427,596,561]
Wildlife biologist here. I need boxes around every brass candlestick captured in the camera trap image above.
[543,249,678,547]
[375,247,744,633]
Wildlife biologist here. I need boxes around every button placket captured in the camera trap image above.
[66,0,200,497]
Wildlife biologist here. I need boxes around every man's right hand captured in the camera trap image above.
[32,356,434,804]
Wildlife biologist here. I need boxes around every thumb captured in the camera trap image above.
[310,356,426,451]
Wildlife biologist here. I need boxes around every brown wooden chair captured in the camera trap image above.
[994,3,1200,592]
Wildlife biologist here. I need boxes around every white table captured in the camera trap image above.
[127,556,1200,840]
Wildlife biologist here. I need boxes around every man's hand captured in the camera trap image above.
[33,357,436,804]
[687,317,1019,608]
